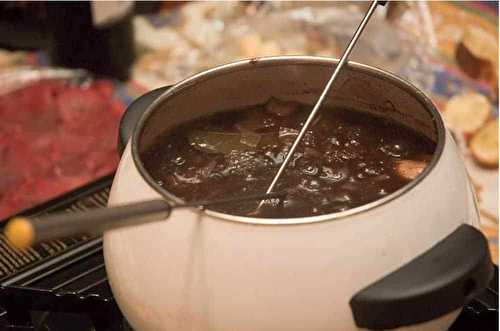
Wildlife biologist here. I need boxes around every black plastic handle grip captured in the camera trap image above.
[118,86,171,155]
[350,224,494,330]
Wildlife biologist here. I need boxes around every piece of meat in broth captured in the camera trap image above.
[394,159,429,181]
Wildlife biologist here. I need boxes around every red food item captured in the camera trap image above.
[110,100,127,117]
[92,80,115,99]
[0,78,126,220]
[0,81,64,133]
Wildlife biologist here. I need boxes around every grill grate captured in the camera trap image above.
[0,238,124,331]
[0,175,122,331]
[0,176,112,282]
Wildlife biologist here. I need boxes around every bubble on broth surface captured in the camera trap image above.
[319,166,347,183]
[302,165,319,176]
[379,143,408,158]
[172,156,186,166]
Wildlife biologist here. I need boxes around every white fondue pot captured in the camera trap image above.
[105,57,493,331]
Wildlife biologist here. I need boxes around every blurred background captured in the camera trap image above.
[0,1,497,261]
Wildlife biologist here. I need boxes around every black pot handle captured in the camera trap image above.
[350,224,494,330]
[117,86,172,156]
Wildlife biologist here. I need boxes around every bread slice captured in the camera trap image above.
[456,25,498,98]
[456,26,498,78]
[444,93,491,136]
[470,119,498,168]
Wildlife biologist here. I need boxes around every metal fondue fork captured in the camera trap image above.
[261,0,386,203]
[4,191,287,249]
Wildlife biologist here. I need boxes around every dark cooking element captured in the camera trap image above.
[0,177,497,331]
[0,79,125,220]
[350,224,494,330]
[0,238,123,331]
[141,101,436,218]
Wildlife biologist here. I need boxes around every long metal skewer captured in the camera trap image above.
[4,191,287,249]
[263,0,384,197]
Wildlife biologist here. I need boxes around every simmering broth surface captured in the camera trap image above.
[142,100,436,218]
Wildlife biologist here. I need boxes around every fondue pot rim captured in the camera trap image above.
[131,56,446,225]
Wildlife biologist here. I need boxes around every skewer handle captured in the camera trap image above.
[5,200,171,249]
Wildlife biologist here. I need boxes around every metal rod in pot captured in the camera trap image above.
[264,0,384,196]
[4,191,286,250]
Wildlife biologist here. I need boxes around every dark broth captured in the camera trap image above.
[141,101,436,218]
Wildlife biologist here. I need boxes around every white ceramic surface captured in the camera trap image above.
[104,57,480,331]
